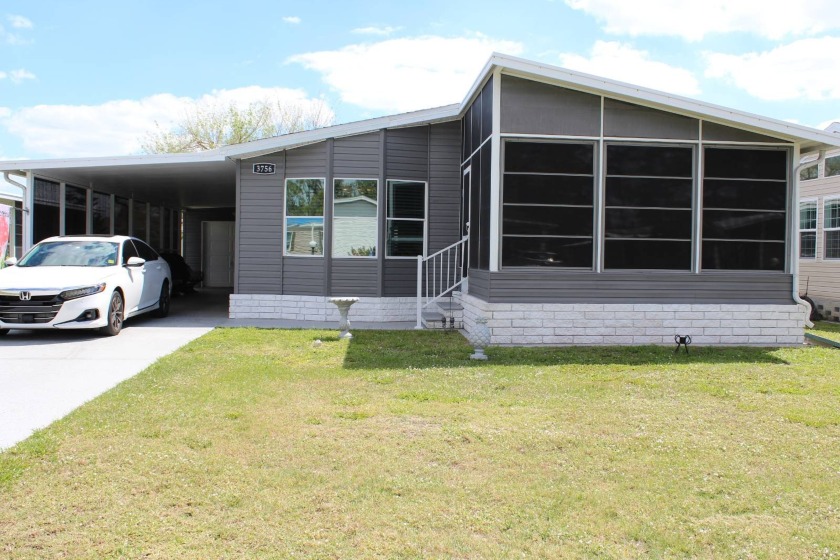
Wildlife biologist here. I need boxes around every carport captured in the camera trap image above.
[1,153,237,289]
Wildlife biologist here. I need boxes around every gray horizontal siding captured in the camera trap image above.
[501,75,601,137]
[331,260,379,296]
[428,121,462,254]
[237,156,284,294]
[383,260,418,297]
[282,257,325,295]
[286,142,328,177]
[386,127,429,181]
[468,270,794,304]
[334,133,380,177]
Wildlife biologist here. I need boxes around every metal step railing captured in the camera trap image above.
[416,235,468,329]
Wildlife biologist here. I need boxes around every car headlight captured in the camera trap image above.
[59,283,107,300]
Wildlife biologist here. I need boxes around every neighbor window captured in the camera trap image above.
[333,179,378,257]
[604,144,694,270]
[92,191,111,235]
[33,178,59,243]
[149,206,161,250]
[133,200,148,242]
[501,141,595,268]
[386,180,426,257]
[800,164,818,181]
[285,178,325,256]
[825,198,840,259]
[799,200,817,259]
[826,155,840,178]
[702,148,787,271]
[114,196,129,236]
[65,184,87,235]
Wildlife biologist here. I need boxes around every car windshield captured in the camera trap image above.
[18,241,120,267]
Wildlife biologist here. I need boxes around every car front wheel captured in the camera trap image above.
[100,291,124,336]
[155,281,170,318]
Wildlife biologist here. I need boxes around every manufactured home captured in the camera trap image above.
[798,122,840,320]
[3,54,840,345]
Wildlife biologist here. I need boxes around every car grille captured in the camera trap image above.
[0,295,64,324]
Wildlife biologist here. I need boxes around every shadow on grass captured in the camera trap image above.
[340,330,790,370]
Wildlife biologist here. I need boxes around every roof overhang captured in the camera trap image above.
[0,154,235,209]
[459,53,840,155]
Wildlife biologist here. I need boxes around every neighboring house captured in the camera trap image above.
[799,122,840,320]
[2,53,840,346]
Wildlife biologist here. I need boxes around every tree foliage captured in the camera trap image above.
[141,98,334,154]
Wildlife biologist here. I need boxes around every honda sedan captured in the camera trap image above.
[0,236,172,336]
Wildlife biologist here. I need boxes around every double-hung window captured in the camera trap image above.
[825,198,840,259]
[799,200,817,259]
[285,178,325,256]
[333,179,378,257]
[386,180,426,257]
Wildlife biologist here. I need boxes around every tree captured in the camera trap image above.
[141,97,334,154]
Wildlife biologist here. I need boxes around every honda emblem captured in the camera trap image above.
[19,291,31,301]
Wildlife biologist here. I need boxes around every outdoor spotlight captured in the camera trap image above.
[674,334,692,354]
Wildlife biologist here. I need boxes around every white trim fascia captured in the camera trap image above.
[0,152,231,172]
[222,105,460,160]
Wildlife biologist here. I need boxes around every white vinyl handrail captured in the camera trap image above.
[416,235,468,329]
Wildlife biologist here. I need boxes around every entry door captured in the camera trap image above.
[461,167,471,277]
[202,221,235,288]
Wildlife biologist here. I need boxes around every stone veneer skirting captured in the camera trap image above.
[229,294,419,323]
[456,293,807,346]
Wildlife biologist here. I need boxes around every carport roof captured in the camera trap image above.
[2,53,840,205]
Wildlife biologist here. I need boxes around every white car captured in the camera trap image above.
[0,235,172,336]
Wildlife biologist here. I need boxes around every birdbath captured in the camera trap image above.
[328,297,360,339]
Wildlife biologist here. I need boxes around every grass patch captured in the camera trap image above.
[812,320,840,343]
[1,328,839,558]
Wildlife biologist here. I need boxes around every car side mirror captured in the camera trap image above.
[3,257,17,266]
[125,256,146,267]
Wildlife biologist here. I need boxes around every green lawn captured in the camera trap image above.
[1,329,839,559]
[812,320,840,343]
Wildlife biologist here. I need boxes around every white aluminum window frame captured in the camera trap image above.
[385,179,428,259]
[799,198,817,259]
[824,196,840,260]
[332,178,379,259]
[283,177,326,258]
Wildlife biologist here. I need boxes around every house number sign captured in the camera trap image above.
[252,163,276,174]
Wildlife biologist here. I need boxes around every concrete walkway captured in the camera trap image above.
[0,289,415,451]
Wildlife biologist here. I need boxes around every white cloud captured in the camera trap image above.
[352,25,400,36]
[558,41,700,95]
[565,0,840,41]
[288,34,524,113]
[704,37,840,101]
[8,69,35,84]
[282,16,301,24]
[7,15,33,29]
[1,87,333,158]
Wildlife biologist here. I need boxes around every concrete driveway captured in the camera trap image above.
[0,289,228,451]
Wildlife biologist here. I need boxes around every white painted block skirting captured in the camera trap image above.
[229,293,807,346]
[229,294,418,323]
[456,293,806,346]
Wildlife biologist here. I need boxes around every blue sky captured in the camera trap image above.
[1,0,840,167]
